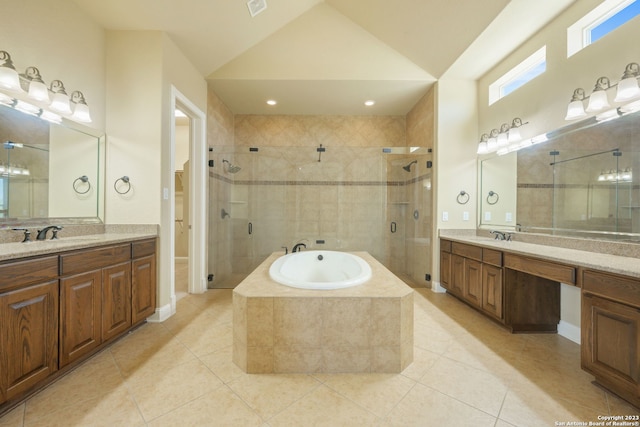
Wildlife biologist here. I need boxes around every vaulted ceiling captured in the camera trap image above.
[72,0,575,115]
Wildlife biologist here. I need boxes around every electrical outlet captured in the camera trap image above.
[442,211,449,221]
[506,212,513,222]
[484,211,492,221]
[463,211,469,221]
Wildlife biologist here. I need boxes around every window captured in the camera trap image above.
[488,46,546,105]
[568,0,640,57]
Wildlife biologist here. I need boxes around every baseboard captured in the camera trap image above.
[146,294,177,323]
[558,320,581,344]
[431,281,447,293]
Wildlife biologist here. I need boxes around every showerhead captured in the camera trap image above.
[402,160,418,172]
[222,159,241,173]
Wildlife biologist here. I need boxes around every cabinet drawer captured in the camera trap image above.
[482,248,503,267]
[583,270,640,307]
[0,256,59,292]
[440,240,452,253]
[132,239,156,259]
[504,253,576,285]
[60,244,131,275]
[452,242,482,261]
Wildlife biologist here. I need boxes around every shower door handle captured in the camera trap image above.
[390,222,397,233]
[248,222,253,235]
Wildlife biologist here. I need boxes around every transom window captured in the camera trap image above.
[488,46,546,105]
[568,0,640,57]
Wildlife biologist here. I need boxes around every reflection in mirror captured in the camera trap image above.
[0,103,103,227]
[479,152,517,228]
[480,108,640,241]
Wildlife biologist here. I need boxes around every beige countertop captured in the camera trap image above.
[0,232,157,262]
[439,230,640,279]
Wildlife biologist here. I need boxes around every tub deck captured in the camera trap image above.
[233,251,414,373]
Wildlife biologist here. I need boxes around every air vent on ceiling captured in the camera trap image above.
[247,0,267,17]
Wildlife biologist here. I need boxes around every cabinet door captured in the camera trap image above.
[60,270,102,367]
[440,251,451,289]
[132,255,156,324]
[582,294,640,402]
[482,264,503,320]
[102,262,131,342]
[450,254,465,296]
[463,259,482,308]
[0,281,58,403]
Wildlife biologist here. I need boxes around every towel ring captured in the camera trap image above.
[114,176,131,195]
[73,175,91,194]
[456,190,470,205]
[487,191,499,205]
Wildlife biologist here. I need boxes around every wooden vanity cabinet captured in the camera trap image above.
[581,269,640,407]
[131,240,157,324]
[0,237,157,412]
[0,256,59,403]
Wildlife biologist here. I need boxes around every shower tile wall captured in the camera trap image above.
[207,87,436,287]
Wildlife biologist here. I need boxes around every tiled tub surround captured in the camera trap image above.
[233,251,414,373]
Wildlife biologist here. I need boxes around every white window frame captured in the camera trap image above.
[567,0,637,57]
[488,46,546,106]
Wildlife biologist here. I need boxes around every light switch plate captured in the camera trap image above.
[442,211,449,221]
[484,211,492,221]
[463,211,469,221]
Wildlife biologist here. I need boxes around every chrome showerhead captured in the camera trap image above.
[403,160,418,172]
[222,159,241,173]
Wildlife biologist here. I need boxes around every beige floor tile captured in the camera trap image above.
[25,387,144,427]
[400,346,440,381]
[171,319,234,356]
[147,386,263,427]
[607,391,640,415]
[0,404,23,427]
[418,356,508,416]
[24,350,124,420]
[126,359,224,421]
[499,381,607,427]
[316,373,416,418]
[112,337,197,379]
[413,320,456,354]
[268,384,380,427]
[383,382,496,427]
[227,373,321,420]
[199,345,247,384]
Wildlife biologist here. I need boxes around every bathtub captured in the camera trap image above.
[269,250,372,290]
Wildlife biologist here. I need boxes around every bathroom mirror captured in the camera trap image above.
[0,103,104,228]
[479,108,640,240]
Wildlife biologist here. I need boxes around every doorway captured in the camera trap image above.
[174,108,190,299]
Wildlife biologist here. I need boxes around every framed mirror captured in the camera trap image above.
[0,103,104,228]
[479,108,640,241]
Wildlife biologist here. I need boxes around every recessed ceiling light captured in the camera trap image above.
[247,0,267,17]
[364,100,375,106]
[266,99,277,106]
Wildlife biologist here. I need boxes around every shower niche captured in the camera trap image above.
[208,145,433,288]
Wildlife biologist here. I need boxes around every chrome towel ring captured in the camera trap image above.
[456,190,470,205]
[487,191,500,205]
[114,176,131,195]
[73,175,91,194]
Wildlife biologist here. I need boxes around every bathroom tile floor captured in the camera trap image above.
[1,287,638,426]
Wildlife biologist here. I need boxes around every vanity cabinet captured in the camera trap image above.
[0,256,59,403]
[0,237,157,411]
[441,240,504,320]
[581,269,640,408]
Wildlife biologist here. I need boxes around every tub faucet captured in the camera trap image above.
[36,225,63,240]
[292,243,306,252]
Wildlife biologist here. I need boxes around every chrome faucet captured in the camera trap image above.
[490,230,510,241]
[36,225,63,240]
[292,242,307,252]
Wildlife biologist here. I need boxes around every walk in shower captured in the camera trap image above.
[208,145,433,288]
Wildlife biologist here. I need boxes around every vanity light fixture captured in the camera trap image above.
[565,62,640,120]
[0,50,93,124]
[22,67,49,102]
[70,91,92,123]
[48,80,72,114]
[477,117,529,155]
[0,51,22,92]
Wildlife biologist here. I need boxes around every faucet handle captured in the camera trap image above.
[51,226,63,240]
[12,228,31,243]
[281,246,288,254]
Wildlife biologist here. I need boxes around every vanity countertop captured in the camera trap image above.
[439,230,640,279]
[0,232,157,262]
